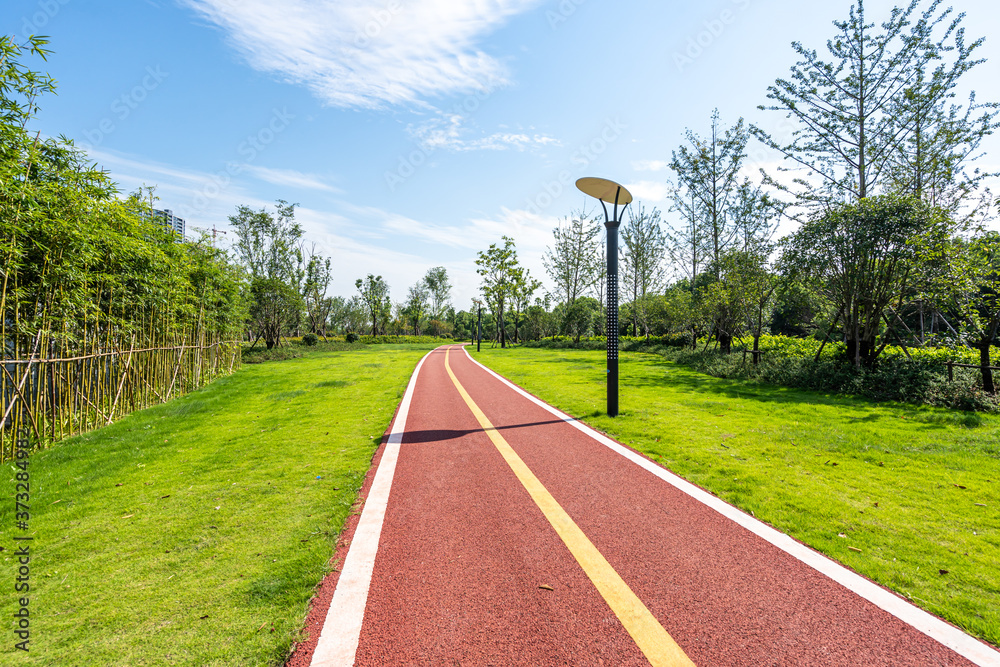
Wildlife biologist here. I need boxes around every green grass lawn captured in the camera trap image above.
[471,346,1000,648]
[0,344,435,666]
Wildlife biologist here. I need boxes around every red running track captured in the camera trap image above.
[299,345,1000,666]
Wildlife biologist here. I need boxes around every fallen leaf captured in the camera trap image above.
[939,569,949,575]
[199,615,209,620]
[848,546,862,553]
[538,584,554,591]
[121,514,134,519]
[954,484,967,490]
[160,495,170,499]
[115,483,123,487]
[51,499,62,505]
[975,503,987,507]
[838,533,847,538]
[877,462,884,467]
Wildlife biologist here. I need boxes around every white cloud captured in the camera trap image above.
[243,165,342,193]
[409,113,559,152]
[625,180,669,203]
[181,0,542,108]
[632,159,670,172]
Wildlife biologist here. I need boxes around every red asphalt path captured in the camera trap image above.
[304,345,1000,666]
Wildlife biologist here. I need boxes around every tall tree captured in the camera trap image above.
[621,205,667,336]
[423,266,452,321]
[670,109,748,278]
[355,274,390,336]
[302,245,333,338]
[509,267,542,344]
[887,67,999,220]
[476,236,521,349]
[404,280,430,335]
[752,0,990,213]
[666,187,705,296]
[230,200,303,349]
[543,210,600,309]
[730,180,782,253]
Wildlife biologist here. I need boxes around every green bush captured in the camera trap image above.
[358,335,448,344]
[346,332,360,343]
[649,344,999,413]
[302,333,319,346]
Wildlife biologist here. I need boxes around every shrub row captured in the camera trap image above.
[524,334,1000,412]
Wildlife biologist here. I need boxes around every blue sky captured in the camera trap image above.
[4,0,999,309]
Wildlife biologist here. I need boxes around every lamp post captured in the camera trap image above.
[473,299,483,352]
[575,177,632,417]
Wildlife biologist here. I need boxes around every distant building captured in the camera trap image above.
[142,208,186,241]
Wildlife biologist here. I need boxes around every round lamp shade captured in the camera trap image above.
[575,177,633,205]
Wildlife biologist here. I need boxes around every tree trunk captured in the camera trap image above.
[980,340,996,394]
[752,335,760,366]
[718,329,732,355]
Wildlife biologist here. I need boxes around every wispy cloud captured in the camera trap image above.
[180,0,542,109]
[243,165,342,193]
[408,113,559,152]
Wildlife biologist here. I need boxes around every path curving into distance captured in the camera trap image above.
[299,344,1000,666]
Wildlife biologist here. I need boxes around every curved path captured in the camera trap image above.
[301,345,1000,666]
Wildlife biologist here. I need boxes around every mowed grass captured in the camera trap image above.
[0,344,436,666]
[471,346,1000,647]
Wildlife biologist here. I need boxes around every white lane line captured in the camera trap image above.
[462,347,1000,667]
[310,348,435,667]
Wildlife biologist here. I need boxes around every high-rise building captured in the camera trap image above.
[142,208,186,241]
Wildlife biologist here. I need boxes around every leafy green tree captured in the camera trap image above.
[669,109,748,277]
[724,250,782,363]
[509,267,542,344]
[404,280,430,335]
[780,195,951,366]
[302,245,333,338]
[621,205,667,336]
[544,210,600,310]
[752,0,991,212]
[230,200,303,348]
[563,297,601,343]
[886,66,998,220]
[355,274,390,336]
[423,266,452,321]
[476,236,521,348]
[926,232,1000,392]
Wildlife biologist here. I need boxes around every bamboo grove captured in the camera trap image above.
[1,36,246,461]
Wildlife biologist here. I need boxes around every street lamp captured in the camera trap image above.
[473,299,483,352]
[575,177,632,417]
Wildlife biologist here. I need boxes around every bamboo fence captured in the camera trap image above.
[0,333,240,462]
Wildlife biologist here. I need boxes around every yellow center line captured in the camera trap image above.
[443,348,695,667]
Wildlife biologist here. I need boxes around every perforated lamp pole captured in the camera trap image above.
[575,178,632,417]
[473,299,483,352]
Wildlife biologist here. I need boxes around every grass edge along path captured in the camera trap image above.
[470,346,1000,649]
[0,344,436,667]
